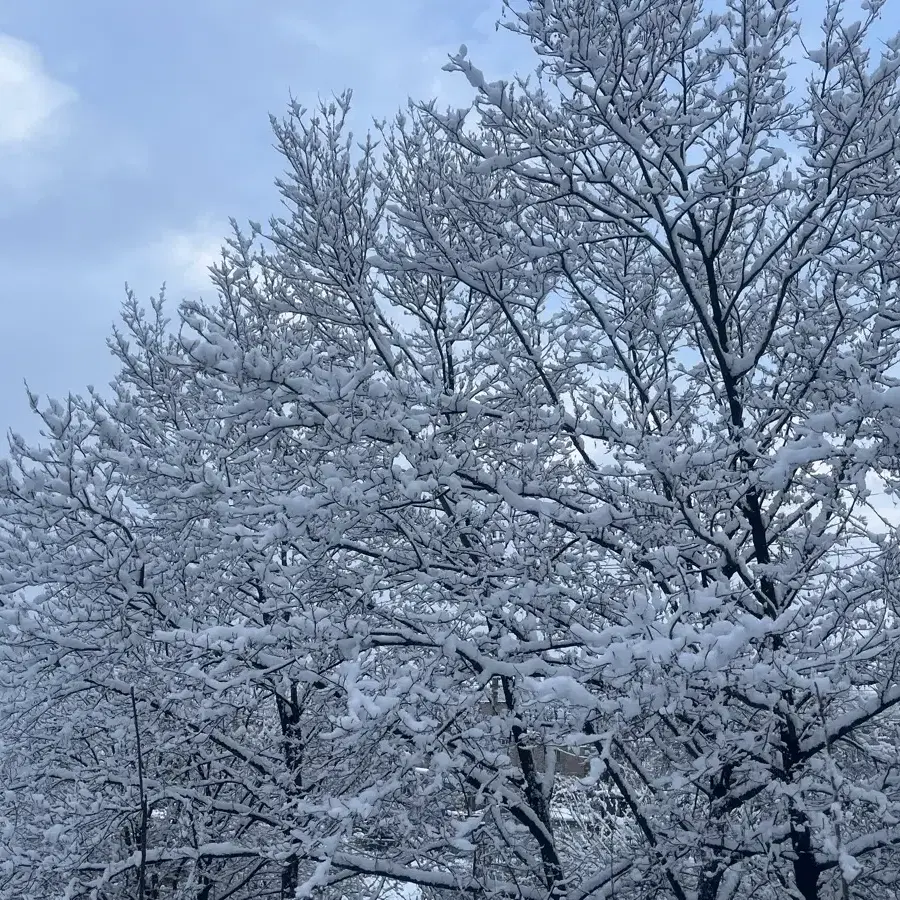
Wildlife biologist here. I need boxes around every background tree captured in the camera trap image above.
[4,1,900,899]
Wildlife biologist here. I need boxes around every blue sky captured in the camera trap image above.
[0,0,527,439]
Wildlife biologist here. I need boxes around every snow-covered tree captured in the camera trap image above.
[4,1,900,898]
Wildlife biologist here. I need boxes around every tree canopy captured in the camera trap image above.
[3,1,900,898]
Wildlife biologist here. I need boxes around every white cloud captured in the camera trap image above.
[126,216,229,301]
[0,34,75,147]
[88,219,225,306]
[154,220,224,293]
[272,1,528,117]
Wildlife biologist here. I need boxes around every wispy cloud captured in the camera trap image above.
[0,33,77,200]
[0,33,75,147]
[97,217,226,304]
[151,219,224,294]
[272,1,530,119]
